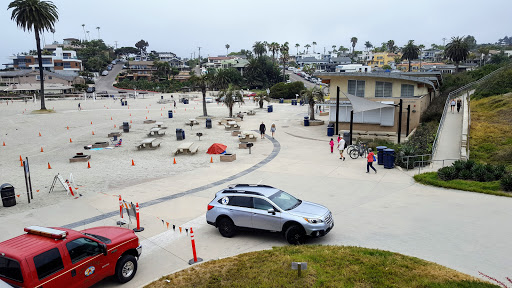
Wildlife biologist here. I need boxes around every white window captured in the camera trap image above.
[401,84,414,97]
[348,80,365,97]
[375,81,392,97]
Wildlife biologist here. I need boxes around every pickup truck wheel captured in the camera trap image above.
[285,225,305,245]
[115,254,138,283]
[218,217,236,238]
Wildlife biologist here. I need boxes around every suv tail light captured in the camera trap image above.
[207,205,214,211]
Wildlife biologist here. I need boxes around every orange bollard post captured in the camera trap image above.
[133,203,144,232]
[188,227,203,265]
[119,195,123,218]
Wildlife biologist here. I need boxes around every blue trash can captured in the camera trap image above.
[279,98,284,104]
[121,101,125,106]
[183,99,189,104]
[168,110,173,118]
[176,128,185,140]
[267,105,273,113]
[383,149,395,169]
[304,116,310,126]
[206,118,212,129]
[291,100,297,105]
[327,124,334,136]
[376,146,387,165]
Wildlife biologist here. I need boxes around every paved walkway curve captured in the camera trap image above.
[64,136,281,229]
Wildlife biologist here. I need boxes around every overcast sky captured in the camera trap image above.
[2,0,511,66]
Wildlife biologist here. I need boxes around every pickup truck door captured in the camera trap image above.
[64,237,110,288]
[27,246,70,288]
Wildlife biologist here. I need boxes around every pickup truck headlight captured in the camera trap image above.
[304,217,324,224]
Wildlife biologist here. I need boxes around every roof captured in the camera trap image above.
[0,227,81,259]
[5,83,74,91]
[209,56,236,61]
[315,72,436,89]
[0,70,33,77]
[331,57,352,63]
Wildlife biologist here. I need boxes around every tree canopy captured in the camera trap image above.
[445,36,470,73]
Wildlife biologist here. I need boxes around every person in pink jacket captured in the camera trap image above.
[329,138,334,153]
[366,148,377,173]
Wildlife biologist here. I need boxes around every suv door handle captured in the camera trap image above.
[71,269,76,277]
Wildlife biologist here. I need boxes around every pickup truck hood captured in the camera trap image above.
[288,201,329,218]
[80,226,136,243]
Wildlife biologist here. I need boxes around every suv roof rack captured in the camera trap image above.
[228,184,275,189]
[221,189,263,196]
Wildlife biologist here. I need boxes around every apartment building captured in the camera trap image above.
[7,47,82,73]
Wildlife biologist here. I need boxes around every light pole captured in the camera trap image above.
[198,47,202,68]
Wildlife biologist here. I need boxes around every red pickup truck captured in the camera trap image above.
[0,226,142,288]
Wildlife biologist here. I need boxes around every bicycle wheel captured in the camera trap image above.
[346,145,357,154]
[349,149,360,159]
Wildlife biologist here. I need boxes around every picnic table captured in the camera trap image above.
[238,131,257,142]
[185,119,199,126]
[173,142,199,155]
[136,138,161,150]
[148,127,166,137]
[247,110,256,115]
[224,120,240,130]
[217,117,236,125]
[155,122,166,128]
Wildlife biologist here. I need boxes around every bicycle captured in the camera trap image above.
[346,139,363,155]
[348,142,368,159]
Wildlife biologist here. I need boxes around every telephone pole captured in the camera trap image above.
[198,47,202,68]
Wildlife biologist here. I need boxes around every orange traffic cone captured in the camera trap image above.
[130,113,132,116]
[40,147,44,152]
[130,120,132,123]
[2,142,5,146]
[173,158,177,164]
[210,157,213,163]
[161,113,162,116]
[20,161,23,167]
[87,161,91,169]
[48,162,52,169]
[67,126,69,130]
[39,132,41,137]
[69,138,72,143]
[92,131,95,135]
[111,117,113,120]
[114,124,116,128]
[19,155,22,161]
[91,121,92,124]
[131,159,135,166]
[145,116,148,119]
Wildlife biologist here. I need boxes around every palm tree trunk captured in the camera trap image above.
[455,61,460,74]
[259,100,263,108]
[309,103,315,121]
[202,88,207,116]
[229,105,233,117]
[35,30,46,110]
[408,60,411,72]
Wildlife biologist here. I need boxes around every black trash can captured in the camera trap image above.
[267,105,273,113]
[376,146,387,165]
[383,149,395,169]
[123,122,129,133]
[304,116,310,126]
[327,123,334,136]
[1,183,16,207]
[206,118,212,129]
[343,131,351,145]
[176,128,185,140]
[124,100,128,106]
[161,95,164,100]
[168,110,173,118]
[279,98,284,104]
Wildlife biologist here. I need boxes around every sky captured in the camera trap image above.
[2,0,512,66]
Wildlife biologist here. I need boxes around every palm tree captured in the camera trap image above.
[300,87,324,121]
[477,46,490,66]
[364,41,372,52]
[81,23,86,40]
[304,44,311,54]
[418,44,425,71]
[191,73,213,117]
[255,91,270,108]
[401,40,420,72]
[9,0,58,111]
[252,41,267,58]
[387,40,395,52]
[225,44,230,55]
[269,42,280,63]
[312,41,317,53]
[350,37,358,56]
[295,43,300,55]
[96,26,100,39]
[280,43,290,81]
[331,45,337,53]
[217,85,244,117]
[445,36,469,73]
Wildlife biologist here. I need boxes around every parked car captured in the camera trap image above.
[206,184,333,244]
[101,70,109,76]
[287,67,295,71]
[86,86,96,93]
[0,226,142,287]
[286,80,291,84]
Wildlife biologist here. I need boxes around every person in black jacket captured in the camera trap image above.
[259,122,266,139]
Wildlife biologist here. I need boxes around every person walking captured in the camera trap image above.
[338,136,346,160]
[270,123,276,138]
[456,99,462,113]
[174,100,177,109]
[329,138,335,153]
[366,148,377,173]
[450,99,456,113]
[78,102,81,111]
[259,122,266,139]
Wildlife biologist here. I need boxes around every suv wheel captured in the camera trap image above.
[285,225,305,245]
[115,254,138,283]
[218,217,236,238]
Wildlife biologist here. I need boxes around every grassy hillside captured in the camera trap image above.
[470,93,512,167]
[145,246,497,288]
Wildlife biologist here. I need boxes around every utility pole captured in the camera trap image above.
[198,47,202,68]
[114,41,118,49]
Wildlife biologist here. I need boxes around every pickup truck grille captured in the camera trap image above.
[324,212,333,226]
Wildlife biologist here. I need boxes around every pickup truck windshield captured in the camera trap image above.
[0,256,23,283]
[269,191,301,211]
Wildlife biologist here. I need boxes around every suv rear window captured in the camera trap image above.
[0,256,23,283]
[33,248,64,280]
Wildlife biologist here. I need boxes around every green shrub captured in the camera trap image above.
[493,164,507,180]
[501,174,512,191]
[471,164,487,182]
[438,166,458,181]
[452,160,466,174]
[459,169,472,180]
[464,159,476,170]
[269,82,305,99]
